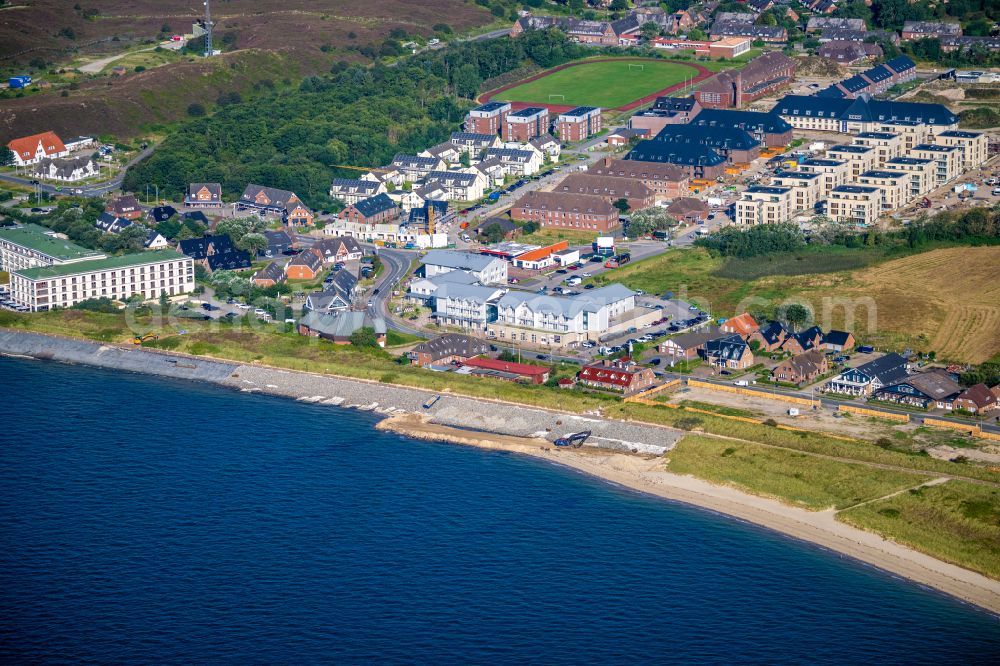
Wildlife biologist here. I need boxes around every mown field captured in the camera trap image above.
[587,245,1000,363]
[666,435,926,510]
[493,59,698,108]
[839,481,1000,580]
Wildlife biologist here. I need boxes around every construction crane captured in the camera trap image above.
[427,199,435,236]
[332,165,394,174]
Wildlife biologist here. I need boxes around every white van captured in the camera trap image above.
[733,380,749,386]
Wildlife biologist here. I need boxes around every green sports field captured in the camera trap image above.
[493,59,699,109]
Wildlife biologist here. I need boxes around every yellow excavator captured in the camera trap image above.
[132,333,159,345]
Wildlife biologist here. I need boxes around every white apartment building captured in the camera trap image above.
[853,132,903,167]
[0,223,105,273]
[423,169,488,202]
[487,284,637,347]
[10,250,195,312]
[826,145,877,178]
[827,185,882,226]
[873,120,931,152]
[857,169,911,211]
[734,186,793,226]
[797,159,850,196]
[422,250,508,285]
[432,283,506,329]
[770,171,822,212]
[885,157,936,198]
[483,148,543,177]
[936,130,988,172]
[909,144,962,186]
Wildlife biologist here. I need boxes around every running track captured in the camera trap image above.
[479,57,714,114]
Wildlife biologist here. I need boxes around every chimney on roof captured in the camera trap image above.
[603,157,612,167]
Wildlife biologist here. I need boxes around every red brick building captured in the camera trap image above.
[503,107,550,142]
[579,357,656,394]
[694,52,797,109]
[106,194,143,220]
[464,101,511,136]
[556,106,602,142]
[285,249,324,281]
[587,158,689,201]
[555,173,654,210]
[510,191,619,232]
[338,193,400,226]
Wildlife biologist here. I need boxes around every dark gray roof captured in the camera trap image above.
[94,212,132,234]
[653,124,760,151]
[254,262,285,283]
[412,333,491,361]
[350,193,398,218]
[627,140,725,167]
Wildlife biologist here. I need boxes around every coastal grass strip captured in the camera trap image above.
[838,481,1000,580]
[2,309,998,487]
[666,435,927,511]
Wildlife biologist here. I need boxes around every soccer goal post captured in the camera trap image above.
[628,63,645,71]
[548,94,566,102]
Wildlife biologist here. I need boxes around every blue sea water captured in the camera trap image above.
[0,357,998,664]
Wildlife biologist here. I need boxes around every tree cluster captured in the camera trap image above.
[124,30,590,210]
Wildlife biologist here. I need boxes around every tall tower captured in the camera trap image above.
[203,0,213,57]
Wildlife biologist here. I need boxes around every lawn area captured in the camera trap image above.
[493,59,700,109]
[517,227,600,246]
[385,329,423,347]
[665,435,926,510]
[839,481,1000,580]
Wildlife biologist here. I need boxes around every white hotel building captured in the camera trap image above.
[10,250,195,311]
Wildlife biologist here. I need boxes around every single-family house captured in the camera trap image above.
[780,326,824,355]
[953,384,997,414]
[578,357,656,394]
[749,320,790,352]
[720,313,759,337]
[285,249,325,281]
[261,229,296,257]
[822,330,856,352]
[339,193,401,226]
[312,237,363,263]
[238,184,313,227]
[298,310,387,347]
[185,183,223,208]
[32,156,98,182]
[178,233,252,272]
[703,334,754,370]
[873,370,962,409]
[107,194,143,221]
[408,333,492,367]
[94,212,133,234]
[659,326,721,361]
[772,350,829,384]
[253,262,286,287]
[6,131,68,166]
[825,352,909,396]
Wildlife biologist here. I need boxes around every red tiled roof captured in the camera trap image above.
[579,362,647,387]
[7,131,65,160]
[462,357,549,376]
[723,313,759,336]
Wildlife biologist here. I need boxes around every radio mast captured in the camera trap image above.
[203,0,214,57]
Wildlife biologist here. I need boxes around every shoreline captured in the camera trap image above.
[3,329,1000,615]
[377,413,1000,616]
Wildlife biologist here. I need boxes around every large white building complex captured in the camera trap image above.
[9,250,195,311]
[0,223,105,273]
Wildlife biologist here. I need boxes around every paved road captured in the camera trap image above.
[0,144,155,197]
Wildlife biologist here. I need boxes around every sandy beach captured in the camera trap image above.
[3,329,1000,616]
[378,413,1000,616]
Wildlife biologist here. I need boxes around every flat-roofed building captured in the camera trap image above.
[857,169,910,211]
[465,101,511,135]
[910,144,962,185]
[503,107,550,142]
[886,156,936,197]
[734,186,793,226]
[853,132,903,167]
[826,144,876,177]
[0,223,106,273]
[873,120,931,152]
[9,250,194,312]
[556,106,602,142]
[936,130,988,172]
[798,158,850,196]
[828,185,881,226]
[770,171,822,212]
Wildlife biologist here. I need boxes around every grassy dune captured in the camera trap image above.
[839,481,1000,580]
[665,435,926,510]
